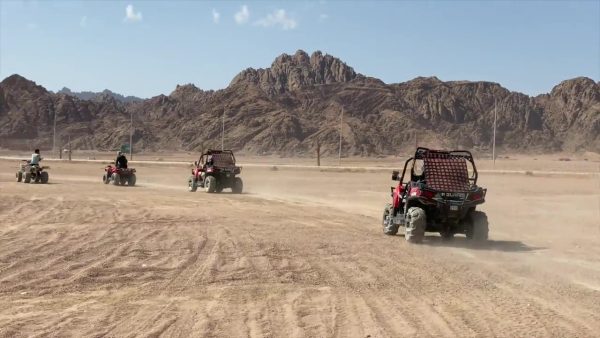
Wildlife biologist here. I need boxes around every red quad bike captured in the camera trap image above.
[188,149,243,193]
[103,164,137,186]
[382,147,488,244]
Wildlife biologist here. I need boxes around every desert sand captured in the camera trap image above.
[0,156,599,337]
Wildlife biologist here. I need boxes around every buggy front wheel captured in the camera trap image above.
[382,203,399,235]
[188,176,197,192]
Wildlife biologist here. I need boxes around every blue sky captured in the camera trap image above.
[1,1,598,98]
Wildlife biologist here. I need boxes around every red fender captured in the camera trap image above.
[393,183,404,209]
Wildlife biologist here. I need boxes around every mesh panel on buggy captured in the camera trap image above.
[423,153,470,192]
[211,153,235,166]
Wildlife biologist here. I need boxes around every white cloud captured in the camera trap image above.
[234,5,249,25]
[319,14,329,22]
[255,9,297,30]
[124,4,142,23]
[212,9,220,24]
[80,16,87,27]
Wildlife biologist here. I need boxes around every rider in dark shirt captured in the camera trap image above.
[115,151,128,169]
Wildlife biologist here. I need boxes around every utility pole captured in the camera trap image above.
[415,130,418,150]
[492,99,497,166]
[221,110,225,150]
[129,111,133,160]
[68,135,72,161]
[338,107,343,166]
[316,139,321,167]
[53,109,57,158]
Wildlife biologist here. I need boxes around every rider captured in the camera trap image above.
[200,154,214,184]
[30,149,42,166]
[115,151,128,169]
[206,154,214,167]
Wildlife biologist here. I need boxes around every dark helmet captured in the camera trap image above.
[34,149,40,154]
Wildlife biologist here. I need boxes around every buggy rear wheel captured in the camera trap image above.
[466,211,488,241]
[382,203,399,235]
[405,207,425,244]
[205,176,216,193]
[232,177,243,194]
[16,171,22,182]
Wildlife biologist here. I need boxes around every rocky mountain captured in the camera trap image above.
[56,87,143,103]
[1,50,598,155]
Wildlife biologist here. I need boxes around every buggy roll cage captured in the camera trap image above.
[197,149,237,166]
[393,147,479,186]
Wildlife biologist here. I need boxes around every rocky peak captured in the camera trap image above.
[0,74,47,95]
[230,50,358,95]
[549,77,599,102]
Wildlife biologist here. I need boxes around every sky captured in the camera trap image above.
[0,0,598,98]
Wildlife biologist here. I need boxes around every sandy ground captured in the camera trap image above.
[0,157,599,337]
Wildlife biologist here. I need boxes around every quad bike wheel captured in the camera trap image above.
[120,175,128,186]
[128,174,136,186]
[382,203,399,235]
[205,176,216,193]
[188,176,198,192]
[405,207,426,244]
[16,171,22,182]
[40,171,49,184]
[113,173,121,186]
[103,174,110,184]
[24,172,32,183]
[465,211,489,241]
[232,177,243,194]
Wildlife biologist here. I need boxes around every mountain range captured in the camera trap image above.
[0,50,598,155]
[55,88,143,104]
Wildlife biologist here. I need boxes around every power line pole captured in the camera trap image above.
[316,139,321,167]
[53,109,57,158]
[129,111,133,160]
[338,107,343,166]
[492,99,497,166]
[221,110,225,150]
[68,134,72,161]
[414,130,418,150]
